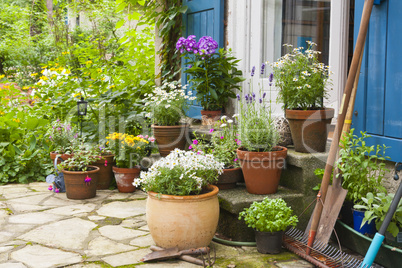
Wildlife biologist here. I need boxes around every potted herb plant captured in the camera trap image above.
[176,35,245,124]
[337,129,389,234]
[144,81,194,156]
[46,119,79,162]
[106,132,149,193]
[57,144,101,200]
[239,198,298,254]
[236,88,287,195]
[191,115,243,189]
[271,41,334,153]
[133,149,224,250]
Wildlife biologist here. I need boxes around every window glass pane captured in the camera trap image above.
[281,0,331,64]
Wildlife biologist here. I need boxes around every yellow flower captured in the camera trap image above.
[0,111,5,115]
[22,86,29,90]
[86,60,93,65]
[0,74,5,79]
[41,66,47,69]
[101,77,105,81]
[30,73,38,77]
[62,51,70,55]
[73,93,81,97]
[97,68,102,73]
[89,84,92,87]
[109,85,115,89]
[65,70,71,74]
[12,118,20,123]
[40,76,48,81]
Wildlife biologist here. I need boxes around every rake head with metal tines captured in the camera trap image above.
[283,228,374,268]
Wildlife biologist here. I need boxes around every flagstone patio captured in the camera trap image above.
[0,182,314,268]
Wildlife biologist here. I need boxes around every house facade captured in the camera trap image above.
[182,0,401,174]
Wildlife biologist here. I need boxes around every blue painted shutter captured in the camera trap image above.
[354,0,402,162]
[182,0,224,119]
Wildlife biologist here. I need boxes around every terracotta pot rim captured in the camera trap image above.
[236,146,287,160]
[112,166,140,172]
[151,123,189,128]
[148,185,219,201]
[285,108,335,120]
[62,165,100,175]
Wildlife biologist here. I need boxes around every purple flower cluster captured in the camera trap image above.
[176,35,218,56]
[241,92,267,104]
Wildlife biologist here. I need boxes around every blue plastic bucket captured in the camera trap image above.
[352,209,376,235]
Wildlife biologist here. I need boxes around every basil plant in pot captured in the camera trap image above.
[271,41,334,153]
[176,35,245,125]
[133,149,224,250]
[106,132,150,193]
[236,89,287,195]
[239,197,298,254]
[144,81,195,156]
[337,129,389,234]
[57,144,101,200]
[191,115,243,190]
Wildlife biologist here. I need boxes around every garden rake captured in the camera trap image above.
[283,0,377,267]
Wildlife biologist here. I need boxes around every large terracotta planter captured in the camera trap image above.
[285,108,334,153]
[200,110,222,126]
[152,124,188,157]
[92,154,115,190]
[146,185,219,250]
[50,152,73,164]
[237,147,287,195]
[112,166,140,193]
[62,166,99,200]
[216,167,243,190]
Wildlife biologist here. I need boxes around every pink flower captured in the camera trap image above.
[137,134,144,138]
[149,137,155,142]
[145,135,149,139]
[234,158,238,162]
[197,152,201,155]
[189,145,193,150]
[85,176,92,185]
[55,188,60,193]
[193,140,198,145]
[104,160,108,167]
[220,136,224,139]
[209,129,214,133]
[48,185,53,191]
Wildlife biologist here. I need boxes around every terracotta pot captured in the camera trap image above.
[112,166,140,193]
[62,166,99,200]
[152,124,188,157]
[146,185,219,250]
[200,110,222,126]
[92,155,115,190]
[216,167,243,190]
[285,108,334,153]
[50,152,73,164]
[236,147,287,195]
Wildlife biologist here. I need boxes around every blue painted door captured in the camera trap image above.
[182,0,224,119]
[353,0,402,162]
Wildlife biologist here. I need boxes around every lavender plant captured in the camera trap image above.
[176,35,245,111]
[237,65,279,152]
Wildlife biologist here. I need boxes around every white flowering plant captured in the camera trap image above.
[271,41,331,110]
[144,81,196,126]
[190,115,241,168]
[133,149,224,196]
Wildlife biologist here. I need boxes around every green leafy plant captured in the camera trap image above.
[354,192,402,237]
[177,36,245,111]
[191,116,241,168]
[46,119,79,154]
[134,149,224,196]
[271,41,331,110]
[237,90,279,152]
[239,198,298,232]
[337,129,389,204]
[57,144,101,172]
[143,81,194,126]
[105,132,150,168]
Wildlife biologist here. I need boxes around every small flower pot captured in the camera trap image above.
[200,110,222,126]
[152,124,188,157]
[237,147,287,195]
[216,167,243,190]
[255,230,284,254]
[112,166,140,193]
[92,154,115,190]
[352,209,376,235]
[62,166,99,200]
[285,108,334,153]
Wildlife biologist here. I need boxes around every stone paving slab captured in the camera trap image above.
[0,182,316,268]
